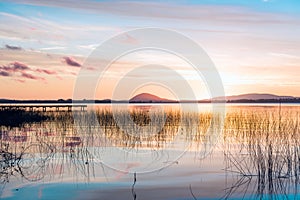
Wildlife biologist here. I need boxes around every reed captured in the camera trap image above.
[223,106,300,199]
[1,105,300,200]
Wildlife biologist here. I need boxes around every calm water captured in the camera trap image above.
[1,103,300,199]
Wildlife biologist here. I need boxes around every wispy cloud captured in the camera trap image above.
[21,71,44,80]
[40,46,66,51]
[8,0,298,24]
[0,61,53,82]
[14,78,26,83]
[35,68,57,75]
[0,49,83,79]
[121,33,139,45]
[0,11,117,55]
[2,61,30,72]
[5,44,22,50]
[0,62,30,80]
[1,0,300,98]
[77,44,98,50]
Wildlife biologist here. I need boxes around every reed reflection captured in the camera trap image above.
[1,105,299,199]
[0,107,214,184]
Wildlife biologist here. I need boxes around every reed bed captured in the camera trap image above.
[223,107,300,199]
[0,105,300,199]
[0,108,215,184]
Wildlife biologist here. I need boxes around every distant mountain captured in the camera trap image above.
[129,93,176,103]
[0,93,299,104]
[223,93,295,101]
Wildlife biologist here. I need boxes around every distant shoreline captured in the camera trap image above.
[0,99,300,104]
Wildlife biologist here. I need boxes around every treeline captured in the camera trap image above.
[227,98,300,103]
[0,98,300,104]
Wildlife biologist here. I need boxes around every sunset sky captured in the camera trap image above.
[0,0,300,100]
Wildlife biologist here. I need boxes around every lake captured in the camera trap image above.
[1,103,300,199]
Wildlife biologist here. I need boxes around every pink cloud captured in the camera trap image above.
[14,78,26,83]
[0,61,61,83]
[36,68,57,75]
[1,61,30,72]
[21,72,44,80]
[0,61,59,82]
[0,71,10,77]
[62,56,81,67]
[121,33,139,45]
[12,61,30,70]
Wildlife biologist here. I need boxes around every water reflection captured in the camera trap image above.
[0,105,300,199]
[0,107,213,181]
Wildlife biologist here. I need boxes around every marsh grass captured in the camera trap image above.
[0,108,215,184]
[1,105,300,199]
[223,107,300,199]
[0,109,48,127]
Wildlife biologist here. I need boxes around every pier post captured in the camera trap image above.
[0,105,87,112]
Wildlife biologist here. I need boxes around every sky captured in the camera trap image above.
[0,0,300,100]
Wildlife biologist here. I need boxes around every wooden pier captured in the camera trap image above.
[0,104,87,112]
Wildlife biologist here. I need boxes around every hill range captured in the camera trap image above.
[0,93,299,104]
